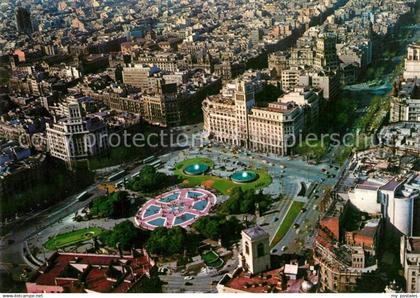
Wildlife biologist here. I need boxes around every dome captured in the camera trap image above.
[301,280,314,292]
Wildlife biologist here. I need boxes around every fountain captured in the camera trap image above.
[231,170,258,183]
[183,163,209,175]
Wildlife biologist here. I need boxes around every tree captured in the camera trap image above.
[192,215,243,247]
[90,191,130,218]
[127,165,168,193]
[146,226,188,256]
[219,188,271,215]
[101,220,149,250]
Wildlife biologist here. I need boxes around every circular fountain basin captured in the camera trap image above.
[231,170,258,183]
[183,163,209,175]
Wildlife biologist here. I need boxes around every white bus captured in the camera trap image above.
[149,159,162,169]
[107,170,127,182]
[143,156,157,164]
[115,180,125,189]
[131,171,141,179]
[76,191,91,202]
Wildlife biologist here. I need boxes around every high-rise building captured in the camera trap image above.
[15,6,33,34]
[46,97,108,167]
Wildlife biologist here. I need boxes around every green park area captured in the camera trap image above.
[270,201,304,248]
[44,227,105,251]
[174,157,272,195]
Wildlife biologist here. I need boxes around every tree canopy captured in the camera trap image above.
[127,165,168,193]
[100,220,149,250]
[146,226,188,256]
[192,215,243,247]
[90,191,131,218]
[219,188,271,215]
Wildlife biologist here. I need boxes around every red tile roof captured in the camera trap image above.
[26,251,154,293]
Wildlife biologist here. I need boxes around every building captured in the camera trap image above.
[122,65,159,90]
[314,33,339,71]
[403,44,420,80]
[378,122,420,154]
[203,78,318,155]
[347,172,419,237]
[26,250,155,293]
[217,226,319,293]
[400,236,420,293]
[268,51,290,79]
[314,199,378,292]
[46,97,108,166]
[390,79,420,122]
[15,6,33,34]
[240,226,271,274]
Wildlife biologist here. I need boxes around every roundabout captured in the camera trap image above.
[134,188,217,230]
[231,170,258,183]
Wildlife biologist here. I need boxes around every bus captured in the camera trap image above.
[107,170,127,182]
[143,155,157,164]
[76,191,91,202]
[149,159,162,169]
[131,171,141,179]
[115,180,125,189]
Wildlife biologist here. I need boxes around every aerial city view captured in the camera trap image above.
[1,0,420,296]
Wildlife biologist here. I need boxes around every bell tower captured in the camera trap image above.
[240,226,271,274]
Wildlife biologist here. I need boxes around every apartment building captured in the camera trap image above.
[136,53,179,72]
[390,79,420,122]
[122,64,160,90]
[403,44,420,80]
[401,236,420,293]
[314,33,339,71]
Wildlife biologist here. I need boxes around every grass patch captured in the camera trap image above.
[202,250,219,264]
[44,227,105,250]
[270,201,304,248]
[202,250,224,268]
[175,158,272,195]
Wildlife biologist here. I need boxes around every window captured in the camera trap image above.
[257,243,265,257]
[245,242,250,255]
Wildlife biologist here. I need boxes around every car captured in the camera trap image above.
[281,245,287,252]
[300,207,307,213]
[271,249,278,253]
[293,223,300,229]
[321,168,326,172]
[184,276,194,280]
[185,282,193,286]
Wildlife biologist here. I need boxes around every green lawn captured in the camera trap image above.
[202,250,224,268]
[270,201,304,248]
[44,227,105,251]
[202,250,219,264]
[174,158,272,195]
